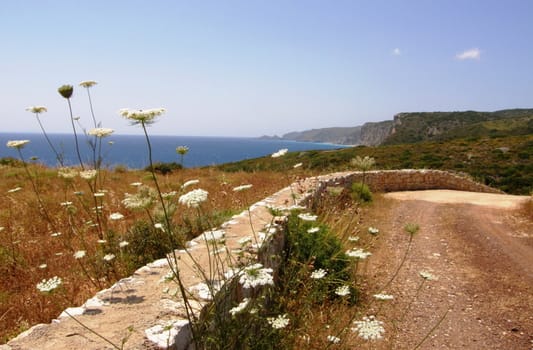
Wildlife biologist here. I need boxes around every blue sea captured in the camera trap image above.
[0,133,347,169]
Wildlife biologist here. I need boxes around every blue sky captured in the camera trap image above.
[1,0,532,137]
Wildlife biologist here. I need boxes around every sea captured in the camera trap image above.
[0,133,348,169]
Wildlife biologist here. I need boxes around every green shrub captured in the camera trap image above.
[351,182,373,203]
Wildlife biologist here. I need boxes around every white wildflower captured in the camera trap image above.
[6,140,30,149]
[271,148,288,158]
[181,179,199,189]
[88,128,114,137]
[298,213,318,221]
[335,285,350,296]
[97,239,107,244]
[51,232,61,237]
[119,241,129,248]
[26,106,47,114]
[327,335,341,344]
[119,107,166,125]
[39,264,47,269]
[346,248,372,259]
[130,182,142,187]
[36,276,62,293]
[352,315,385,340]
[79,169,97,180]
[109,212,124,220]
[233,184,253,192]
[161,191,177,199]
[293,163,302,168]
[7,187,22,193]
[307,227,320,233]
[267,314,289,329]
[368,227,380,235]
[310,268,327,279]
[73,250,86,259]
[58,168,77,179]
[229,298,250,316]
[373,293,394,301]
[60,201,73,206]
[348,235,360,242]
[94,192,105,197]
[154,223,164,231]
[79,80,97,88]
[419,270,438,281]
[179,189,208,208]
[103,254,115,262]
[239,263,274,289]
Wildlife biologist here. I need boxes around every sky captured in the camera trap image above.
[1,0,532,137]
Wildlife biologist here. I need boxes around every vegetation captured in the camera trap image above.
[217,134,533,195]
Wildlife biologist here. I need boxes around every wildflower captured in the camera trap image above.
[229,298,250,316]
[154,223,164,231]
[36,276,62,293]
[79,80,97,88]
[57,84,73,99]
[419,270,438,281]
[109,212,124,220]
[307,227,320,234]
[352,316,385,340]
[335,285,351,296]
[298,213,318,221]
[88,128,114,137]
[271,148,288,158]
[7,187,22,193]
[293,163,303,168]
[373,293,394,301]
[130,182,142,187]
[233,184,253,192]
[346,248,372,259]
[176,146,189,155]
[179,189,208,208]
[26,106,47,114]
[51,232,62,237]
[327,335,341,344]
[368,227,380,235]
[94,192,105,198]
[55,252,63,256]
[310,268,327,279]
[79,169,97,180]
[60,201,73,207]
[6,140,30,149]
[103,254,115,262]
[119,241,129,248]
[239,263,274,289]
[181,179,199,189]
[39,264,47,269]
[119,107,166,125]
[161,191,177,199]
[97,239,107,244]
[267,314,289,329]
[73,250,86,259]
[122,186,156,210]
[58,167,77,179]
[348,236,360,242]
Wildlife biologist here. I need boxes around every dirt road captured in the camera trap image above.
[361,190,532,349]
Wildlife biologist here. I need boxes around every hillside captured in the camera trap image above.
[272,108,533,146]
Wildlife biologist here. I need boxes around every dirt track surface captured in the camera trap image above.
[363,190,532,349]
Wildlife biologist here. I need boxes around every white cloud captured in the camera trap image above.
[456,48,481,60]
[392,48,401,56]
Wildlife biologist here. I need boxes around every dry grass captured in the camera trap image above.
[0,164,294,342]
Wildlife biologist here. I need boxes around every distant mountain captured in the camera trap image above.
[265,108,533,146]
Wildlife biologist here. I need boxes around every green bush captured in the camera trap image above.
[351,182,373,203]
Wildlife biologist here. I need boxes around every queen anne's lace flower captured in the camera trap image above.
[373,293,394,301]
[109,212,124,220]
[79,80,97,88]
[181,179,199,189]
[88,128,114,137]
[310,268,327,279]
[119,241,129,248]
[79,169,97,180]
[346,248,372,259]
[119,108,166,125]
[335,285,351,296]
[58,167,77,179]
[103,254,115,262]
[327,335,341,344]
[298,213,318,221]
[239,263,274,289]
[26,106,47,114]
[267,314,289,329]
[233,184,253,192]
[6,140,30,149]
[179,189,208,208]
[229,298,250,316]
[307,227,320,233]
[368,227,380,235]
[73,250,86,259]
[352,316,385,340]
[271,148,288,158]
[36,276,62,293]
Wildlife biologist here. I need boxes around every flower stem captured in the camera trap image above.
[66,98,85,170]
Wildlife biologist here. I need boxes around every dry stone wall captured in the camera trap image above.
[1,170,501,350]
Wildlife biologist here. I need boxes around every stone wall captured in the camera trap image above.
[2,170,502,350]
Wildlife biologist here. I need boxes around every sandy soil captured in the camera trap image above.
[360,190,532,349]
